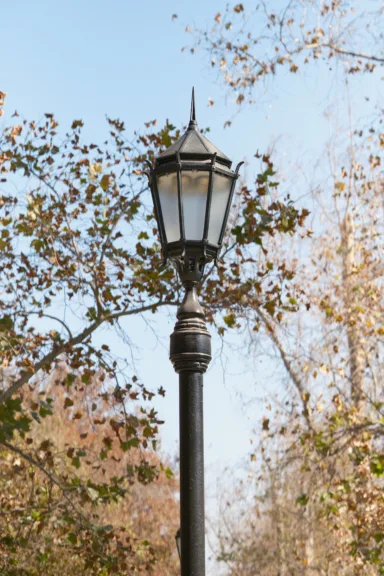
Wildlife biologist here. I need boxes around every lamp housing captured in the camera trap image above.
[148,89,242,282]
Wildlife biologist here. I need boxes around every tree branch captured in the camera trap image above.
[256,306,313,430]
[0,300,175,405]
[26,312,74,339]
[326,43,384,63]
[0,440,88,524]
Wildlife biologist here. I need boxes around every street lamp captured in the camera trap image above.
[148,89,242,576]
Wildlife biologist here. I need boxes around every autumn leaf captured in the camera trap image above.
[100,174,110,191]
[335,181,345,192]
[64,397,74,409]
[262,418,270,431]
[71,119,83,129]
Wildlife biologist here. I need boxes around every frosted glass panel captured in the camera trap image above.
[182,171,209,240]
[208,174,232,244]
[157,173,180,243]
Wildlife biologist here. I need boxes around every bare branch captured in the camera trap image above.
[256,306,313,430]
[0,300,176,405]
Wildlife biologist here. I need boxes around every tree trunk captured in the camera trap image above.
[270,470,287,576]
[341,211,365,410]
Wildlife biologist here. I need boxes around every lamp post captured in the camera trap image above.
[148,89,242,576]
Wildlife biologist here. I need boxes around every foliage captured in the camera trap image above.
[186,1,384,110]
[183,2,384,573]
[0,366,180,575]
[0,89,307,573]
[211,89,384,576]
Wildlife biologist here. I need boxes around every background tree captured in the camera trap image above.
[212,125,384,574]
[1,365,180,575]
[183,2,384,574]
[188,0,383,109]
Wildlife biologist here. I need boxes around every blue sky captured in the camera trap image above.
[2,0,382,570]
[3,0,350,162]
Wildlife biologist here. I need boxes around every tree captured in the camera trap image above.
[0,90,307,573]
[0,365,180,575]
[183,2,384,573]
[213,137,384,570]
[188,0,383,109]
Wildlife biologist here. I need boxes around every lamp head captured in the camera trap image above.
[148,89,243,283]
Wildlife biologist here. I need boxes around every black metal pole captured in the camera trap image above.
[170,281,211,576]
[179,371,205,575]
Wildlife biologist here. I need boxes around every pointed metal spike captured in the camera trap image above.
[190,87,196,123]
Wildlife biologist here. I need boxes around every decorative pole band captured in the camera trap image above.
[170,282,212,374]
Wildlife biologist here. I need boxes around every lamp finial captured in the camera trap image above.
[189,87,197,127]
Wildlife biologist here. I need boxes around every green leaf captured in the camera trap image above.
[128,437,140,449]
[65,373,76,387]
[223,313,236,328]
[68,532,77,545]
[143,426,153,438]
[165,467,174,479]
[86,307,98,321]
[371,454,384,477]
[71,457,81,469]
[39,406,52,418]
[31,239,44,253]
[0,315,13,332]
[296,493,309,506]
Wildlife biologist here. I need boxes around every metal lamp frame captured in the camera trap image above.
[147,92,243,281]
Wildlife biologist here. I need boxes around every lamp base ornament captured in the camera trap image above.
[170,282,212,374]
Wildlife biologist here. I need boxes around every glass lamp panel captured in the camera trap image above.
[156,172,180,243]
[207,173,233,244]
[181,170,210,240]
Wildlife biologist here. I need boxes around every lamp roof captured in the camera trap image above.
[156,88,232,168]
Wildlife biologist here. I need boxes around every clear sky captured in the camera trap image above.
[2,0,381,571]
